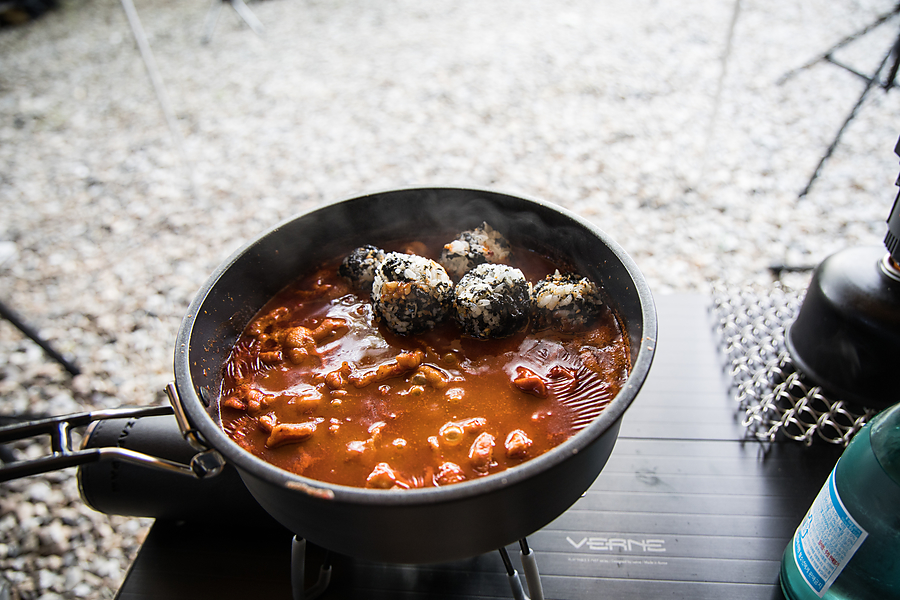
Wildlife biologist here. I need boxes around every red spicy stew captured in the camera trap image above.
[218,238,631,489]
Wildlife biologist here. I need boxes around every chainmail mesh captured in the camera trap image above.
[710,284,877,446]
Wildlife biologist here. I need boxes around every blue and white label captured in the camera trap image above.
[792,468,868,597]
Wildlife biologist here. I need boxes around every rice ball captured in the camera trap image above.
[339,245,385,289]
[453,263,531,339]
[372,252,454,335]
[532,270,603,332]
[440,223,511,279]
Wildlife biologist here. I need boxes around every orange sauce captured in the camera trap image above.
[218,241,630,489]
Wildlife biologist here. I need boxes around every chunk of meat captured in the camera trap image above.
[247,307,290,337]
[504,429,533,458]
[410,365,450,390]
[266,421,317,448]
[434,462,467,486]
[222,394,247,411]
[257,413,277,433]
[286,387,324,413]
[349,350,424,387]
[468,432,496,473]
[222,385,269,413]
[279,318,349,366]
[282,326,318,365]
[311,318,349,342]
[365,462,401,489]
[512,366,548,397]
[325,362,352,389]
[259,350,283,365]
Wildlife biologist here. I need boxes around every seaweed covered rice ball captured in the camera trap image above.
[440,222,511,279]
[372,252,454,335]
[532,270,603,332]
[453,263,531,339]
[339,245,385,290]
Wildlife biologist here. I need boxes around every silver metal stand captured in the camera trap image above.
[201,0,265,45]
[118,0,196,196]
[499,538,545,600]
[289,536,544,600]
[701,0,741,180]
[290,537,332,600]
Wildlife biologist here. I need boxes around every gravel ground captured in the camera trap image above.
[1,0,899,597]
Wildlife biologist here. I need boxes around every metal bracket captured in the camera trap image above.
[0,405,200,482]
[165,382,225,478]
[0,381,229,482]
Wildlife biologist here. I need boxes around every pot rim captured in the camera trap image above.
[173,186,657,506]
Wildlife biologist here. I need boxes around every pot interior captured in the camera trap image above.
[174,187,656,498]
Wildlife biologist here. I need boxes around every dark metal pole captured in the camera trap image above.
[0,300,80,376]
[799,41,896,198]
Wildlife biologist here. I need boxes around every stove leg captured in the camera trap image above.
[291,536,332,600]
[519,538,545,600]
[291,536,307,600]
[498,546,528,600]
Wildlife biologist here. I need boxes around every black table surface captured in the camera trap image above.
[115,293,845,599]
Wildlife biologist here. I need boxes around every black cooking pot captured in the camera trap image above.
[170,187,656,564]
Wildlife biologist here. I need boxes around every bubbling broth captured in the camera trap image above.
[218,231,631,489]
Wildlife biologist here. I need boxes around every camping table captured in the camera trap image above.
[116,293,843,600]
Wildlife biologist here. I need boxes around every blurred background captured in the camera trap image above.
[1,0,899,597]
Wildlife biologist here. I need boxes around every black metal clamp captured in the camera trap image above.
[0,388,225,483]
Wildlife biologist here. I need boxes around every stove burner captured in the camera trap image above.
[290,536,545,600]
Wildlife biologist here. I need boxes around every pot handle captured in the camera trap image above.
[0,405,212,483]
[164,382,226,477]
